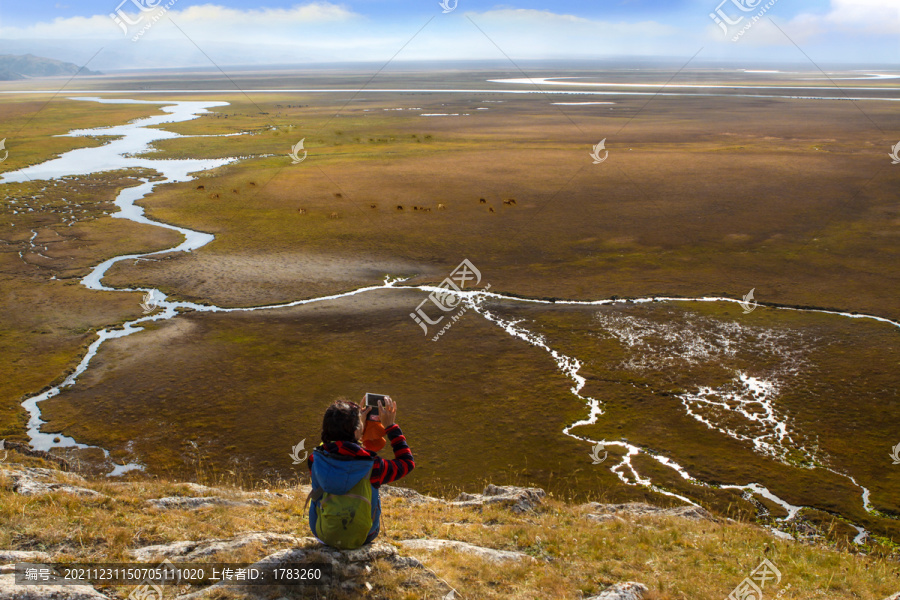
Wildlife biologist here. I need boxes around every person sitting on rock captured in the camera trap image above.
[304,395,414,549]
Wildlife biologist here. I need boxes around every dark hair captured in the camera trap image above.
[321,398,360,443]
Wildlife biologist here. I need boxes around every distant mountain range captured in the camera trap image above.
[0,53,101,80]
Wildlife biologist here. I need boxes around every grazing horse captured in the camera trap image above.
[298,208,307,214]
[196,185,205,190]
[437,203,446,210]
[209,193,219,199]
[479,198,487,204]
[329,212,339,219]
[396,205,404,210]
[503,198,517,206]
[249,181,256,186]
[232,189,239,194]
[488,206,495,213]
[370,204,377,209]
[334,193,343,199]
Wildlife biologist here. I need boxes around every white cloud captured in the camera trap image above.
[0,4,690,68]
[0,2,358,40]
[825,0,900,32]
[789,0,900,37]
[472,8,678,37]
[173,2,356,27]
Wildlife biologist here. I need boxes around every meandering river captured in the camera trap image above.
[2,96,896,540]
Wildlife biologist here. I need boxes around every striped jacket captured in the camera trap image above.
[306,423,415,487]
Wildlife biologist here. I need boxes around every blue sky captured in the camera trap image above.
[2,0,836,26]
[0,0,896,70]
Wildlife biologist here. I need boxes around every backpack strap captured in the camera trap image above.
[303,487,323,513]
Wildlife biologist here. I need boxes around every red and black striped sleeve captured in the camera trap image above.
[371,424,415,486]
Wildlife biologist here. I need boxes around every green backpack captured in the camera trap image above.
[304,463,374,549]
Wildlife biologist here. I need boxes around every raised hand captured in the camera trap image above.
[379,396,397,427]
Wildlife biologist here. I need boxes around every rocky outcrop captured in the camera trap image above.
[175,538,432,599]
[582,502,715,522]
[129,532,303,562]
[378,484,444,504]
[586,582,649,600]
[450,484,546,513]
[397,538,536,563]
[0,572,109,599]
[1,467,105,499]
[146,496,269,510]
[0,552,50,564]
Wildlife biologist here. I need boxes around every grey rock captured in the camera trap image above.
[0,553,50,564]
[586,582,649,600]
[397,538,536,563]
[1,467,103,499]
[449,484,546,514]
[882,594,900,600]
[378,485,444,504]
[0,573,109,599]
[583,502,715,522]
[146,496,269,510]
[175,539,426,599]
[129,532,303,561]
[585,513,623,524]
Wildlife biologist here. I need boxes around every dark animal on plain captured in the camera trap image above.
[334,193,343,198]
[249,181,256,186]
[370,204,377,209]
[210,193,219,199]
[479,198,487,204]
[413,206,418,211]
[196,185,205,190]
[488,206,495,213]
[396,205,403,210]
[503,198,517,206]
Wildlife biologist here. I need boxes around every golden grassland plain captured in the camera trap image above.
[1,450,900,600]
[0,71,898,551]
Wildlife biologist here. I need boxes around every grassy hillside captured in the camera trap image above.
[1,448,898,600]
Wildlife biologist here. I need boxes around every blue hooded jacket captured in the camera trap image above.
[308,448,381,543]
